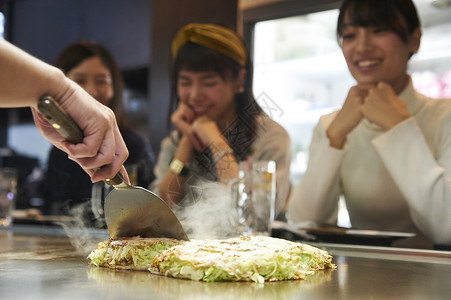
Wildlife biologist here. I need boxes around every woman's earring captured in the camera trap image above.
[237,86,245,93]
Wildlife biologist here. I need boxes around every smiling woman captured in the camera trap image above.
[150,23,292,223]
[39,41,156,217]
[66,57,114,106]
[287,0,451,249]
[251,0,451,182]
[337,0,421,96]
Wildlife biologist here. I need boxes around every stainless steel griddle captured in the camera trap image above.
[1,226,451,300]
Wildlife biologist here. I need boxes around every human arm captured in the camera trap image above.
[288,115,344,224]
[326,85,366,148]
[288,84,377,223]
[158,135,194,206]
[170,102,204,151]
[155,103,198,206]
[0,40,128,182]
[362,82,411,130]
[372,114,451,245]
[326,82,409,148]
[191,116,239,184]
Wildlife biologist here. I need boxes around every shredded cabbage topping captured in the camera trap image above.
[87,236,335,283]
[88,238,184,269]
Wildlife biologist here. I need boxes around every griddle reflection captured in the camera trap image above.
[88,266,333,300]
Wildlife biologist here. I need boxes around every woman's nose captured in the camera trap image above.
[84,80,98,97]
[188,84,204,103]
[355,32,373,52]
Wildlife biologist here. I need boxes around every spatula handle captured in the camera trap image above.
[37,96,84,144]
[37,96,123,185]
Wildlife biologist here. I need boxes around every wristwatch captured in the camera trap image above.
[169,158,190,176]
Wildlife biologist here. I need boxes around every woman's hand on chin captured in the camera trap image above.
[362,82,411,130]
[191,116,222,149]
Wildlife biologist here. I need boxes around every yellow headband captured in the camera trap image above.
[172,23,247,67]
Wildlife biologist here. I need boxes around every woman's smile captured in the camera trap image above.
[191,105,211,116]
[355,58,382,69]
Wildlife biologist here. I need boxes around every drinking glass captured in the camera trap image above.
[230,160,276,236]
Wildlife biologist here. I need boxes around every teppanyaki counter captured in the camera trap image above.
[1,225,451,300]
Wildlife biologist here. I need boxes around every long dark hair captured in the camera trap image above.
[337,0,420,45]
[169,41,263,161]
[55,41,128,131]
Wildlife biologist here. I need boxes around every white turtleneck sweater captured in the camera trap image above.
[288,78,451,248]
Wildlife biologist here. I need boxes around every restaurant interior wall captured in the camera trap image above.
[0,0,11,149]
[2,0,152,166]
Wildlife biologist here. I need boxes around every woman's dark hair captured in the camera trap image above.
[169,41,263,162]
[55,41,127,131]
[337,0,420,44]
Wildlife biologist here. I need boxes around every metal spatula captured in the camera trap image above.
[38,96,189,240]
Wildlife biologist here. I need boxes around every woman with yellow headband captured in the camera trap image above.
[150,23,291,219]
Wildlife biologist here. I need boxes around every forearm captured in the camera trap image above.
[373,118,451,244]
[208,137,239,185]
[159,171,187,207]
[0,40,69,107]
[159,136,194,206]
[326,124,349,149]
[288,122,344,223]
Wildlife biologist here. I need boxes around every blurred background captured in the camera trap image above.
[0,0,450,215]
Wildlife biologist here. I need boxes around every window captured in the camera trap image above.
[251,0,451,228]
[253,9,349,183]
[252,0,451,184]
[0,12,4,39]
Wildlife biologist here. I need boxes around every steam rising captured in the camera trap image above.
[57,180,240,251]
[175,180,240,239]
[56,201,109,255]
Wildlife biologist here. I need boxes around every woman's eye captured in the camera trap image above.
[373,26,390,34]
[95,79,110,86]
[342,33,355,40]
[203,81,218,87]
[74,79,86,85]
[178,81,190,87]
